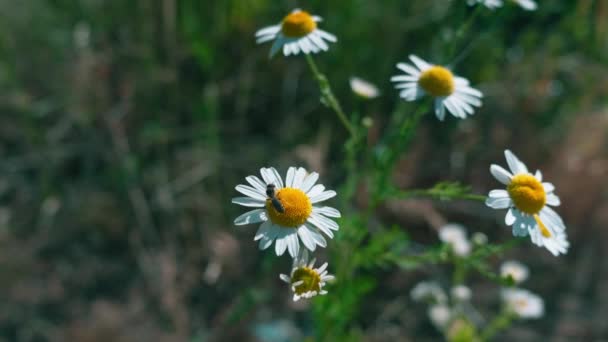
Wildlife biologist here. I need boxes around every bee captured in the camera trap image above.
[266,183,285,213]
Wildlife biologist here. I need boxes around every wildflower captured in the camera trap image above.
[471,232,488,245]
[467,0,537,10]
[280,249,335,301]
[232,166,340,257]
[486,150,569,256]
[451,285,472,301]
[390,55,483,121]
[500,260,529,284]
[501,288,544,319]
[428,304,452,328]
[411,281,447,303]
[255,9,337,58]
[349,77,380,99]
[439,224,472,256]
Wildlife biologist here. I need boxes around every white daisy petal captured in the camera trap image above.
[235,184,266,201]
[306,184,326,198]
[505,150,528,175]
[313,206,341,218]
[535,170,543,181]
[540,206,565,231]
[300,172,319,193]
[546,193,561,206]
[543,182,555,193]
[486,196,512,209]
[297,226,317,251]
[246,175,267,193]
[231,197,265,207]
[505,208,516,225]
[490,165,513,185]
[275,231,289,256]
[292,167,307,189]
[255,25,280,37]
[286,167,296,187]
[234,209,267,226]
[396,63,421,76]
[305,224,327,247]
[434,99,446,121]
[254,221,273,241]
[286,231,300,258]
[489,189,509,198]
[307,216,334,238]
[280,274,291,283]
[409,55,431,70]
[310,190,337,203]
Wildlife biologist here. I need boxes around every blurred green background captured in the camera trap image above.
[1,0,607,341]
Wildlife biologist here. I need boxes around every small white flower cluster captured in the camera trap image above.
[499,260,544,318]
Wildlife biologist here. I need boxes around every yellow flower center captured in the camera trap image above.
[281,11,317,38]
[291,267,321,295]
[266,187,312,227]
[507,174,546,215]
[418,66,455,97]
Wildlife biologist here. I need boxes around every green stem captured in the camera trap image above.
[480,309,516,341]
[305,54,356,136]
[446,5,482,63]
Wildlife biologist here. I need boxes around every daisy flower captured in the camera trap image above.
[390,55,483,121]
[280,249,335,301]
[232,166,340,258]
[350,77,380,99]
[255,9,337,58]
[486,150,569,256]
[439,224,472,257]
[500,260,529,284]
[501,288,544,319]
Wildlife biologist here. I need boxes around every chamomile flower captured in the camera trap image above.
[390,55,483,121]
[439,224,472,256]
[501,288,544,319]
[255,9,337,58]
[350,77,380,99]
[500,260,529,284]
[486,150,570,256]
[279,249,335,301]
[232,166,340,258]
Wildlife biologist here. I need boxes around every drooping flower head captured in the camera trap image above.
[255,9,337,58]
[280,249,335,301]
[501,288,544,319]
[500,260,529,284]
[391,55,483,121]
[232,167,340,257]
[486,150,569,256]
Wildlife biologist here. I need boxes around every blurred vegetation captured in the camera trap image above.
[0,0,607,341]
